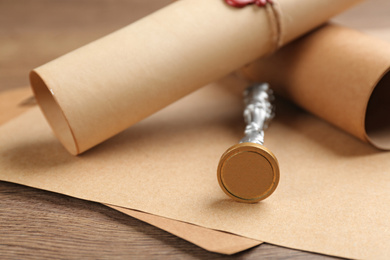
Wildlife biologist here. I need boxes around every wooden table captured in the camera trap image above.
[0,1,342,259]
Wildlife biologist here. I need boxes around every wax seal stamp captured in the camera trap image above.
[217,83,279,203]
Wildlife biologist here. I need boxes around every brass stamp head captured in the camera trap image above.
[217,142,279,203]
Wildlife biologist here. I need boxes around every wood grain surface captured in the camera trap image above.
[0,0,344,259]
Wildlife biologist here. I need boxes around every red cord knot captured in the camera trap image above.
[225,0,273,8]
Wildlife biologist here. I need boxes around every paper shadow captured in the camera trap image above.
[209,198,268,214]
[275,97,379,157]
[3,137,76,172]
[82,89,244,159]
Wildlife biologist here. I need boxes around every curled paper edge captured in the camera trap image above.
[30,71,78,154]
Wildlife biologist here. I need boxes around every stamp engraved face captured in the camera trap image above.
[218,143,279,203]
[221,150,273,200]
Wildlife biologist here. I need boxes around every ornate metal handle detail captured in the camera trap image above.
[240,83,275,145]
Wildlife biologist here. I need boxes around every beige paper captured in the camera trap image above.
[242,24,390,149]
[1,80,390,259]
[110,206,261,255]
[30,0,362,155]
[0,86,263,254]
[0,86,262,255]
[0,87,35,125]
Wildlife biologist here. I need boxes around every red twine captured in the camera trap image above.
[225,0,273,8]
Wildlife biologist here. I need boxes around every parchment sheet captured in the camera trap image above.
[0,87,35,125]
[0,87,262,255]
[110,206,262,255]
[1,79,390,259]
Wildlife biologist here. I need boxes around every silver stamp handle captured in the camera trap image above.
[239,83,275,145]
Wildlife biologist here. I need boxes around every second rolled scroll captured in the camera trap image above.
[242,24,390,149]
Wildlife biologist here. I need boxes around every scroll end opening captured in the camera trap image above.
[29,70,79,155]
[365,69,390,150]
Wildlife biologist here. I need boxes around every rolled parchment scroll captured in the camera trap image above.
[242,24,390,149]
[30,0,362,155]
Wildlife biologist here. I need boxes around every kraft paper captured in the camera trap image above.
[110,206,262,255]
[0,87,262,255]
[242,24,390,149]
[0,87,35,125]
[29,0,362,155]
[1,79,390,259]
